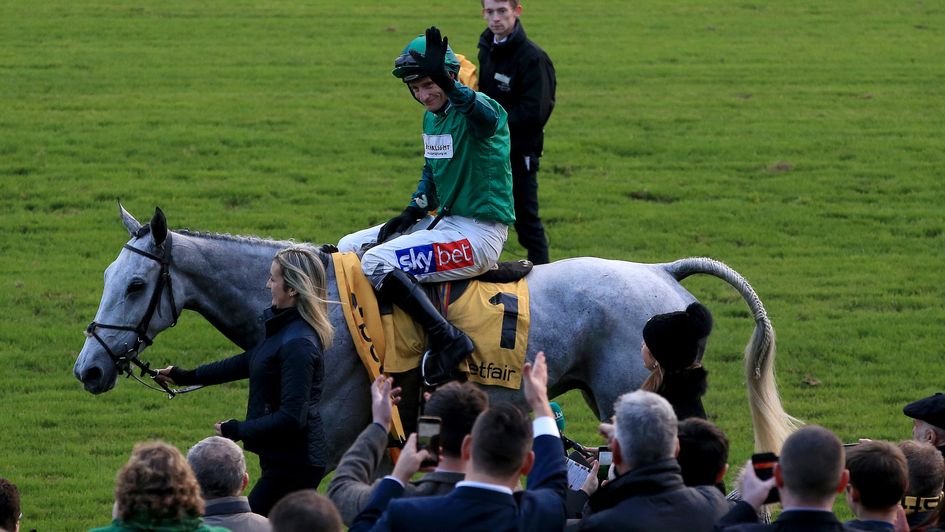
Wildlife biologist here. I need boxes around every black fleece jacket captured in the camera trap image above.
[170,306,327,469]
[580,459,731,532]
[477,20,556,157]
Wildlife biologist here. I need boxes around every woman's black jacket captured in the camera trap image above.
[171,306,327,470]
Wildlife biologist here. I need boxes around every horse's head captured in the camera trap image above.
[74,204,182,394]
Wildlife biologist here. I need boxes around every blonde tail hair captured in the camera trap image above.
[274,247,334,349]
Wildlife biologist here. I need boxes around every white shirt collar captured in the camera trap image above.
[455,480,513,495]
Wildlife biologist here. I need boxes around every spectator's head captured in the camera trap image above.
[776,425,848,507]
[424,381,489,459]
[677,418,729,487]
[464,403,533,482]
[269,490,342,532]
[612,390,678,473]
[114,441,204,522]
[642,302,713,373]
[844,441,908,517]
[899,440,945,513]
[0,478,20,532]
[186,436,248,500]
[905,393,945,447]
[272,246,333,348]
[640,303,712,394]
[481,0,522,40]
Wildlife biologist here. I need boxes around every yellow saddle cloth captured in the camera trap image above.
[332,252,530,391]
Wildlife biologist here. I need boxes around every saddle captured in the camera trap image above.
[378,260,533,314]
[332,253,532,447]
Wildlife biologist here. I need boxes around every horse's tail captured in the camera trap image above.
[663,257,801,453]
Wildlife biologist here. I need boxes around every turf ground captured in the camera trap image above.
[1,1,944,529]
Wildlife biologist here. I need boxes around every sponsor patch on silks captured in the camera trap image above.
[423,134,453,159]
[395,239,475,275]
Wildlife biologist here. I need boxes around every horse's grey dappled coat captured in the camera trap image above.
[74,205,797,471]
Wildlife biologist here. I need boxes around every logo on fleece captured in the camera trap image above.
[423,134,453,159]
[395,239,475,275]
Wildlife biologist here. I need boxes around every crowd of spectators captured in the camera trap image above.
[2,381,942,531]
[16,365,945,531]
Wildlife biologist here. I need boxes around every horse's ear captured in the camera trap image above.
[151,207,168,247]
[119,202,142,236]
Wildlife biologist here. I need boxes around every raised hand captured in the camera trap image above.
[523,351,552,417]
[392,433,430,484]
[408,26,454,93]
[371,375,402,431]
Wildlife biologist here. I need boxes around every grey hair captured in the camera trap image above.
[614,390,678,468]
[186,436,246,499]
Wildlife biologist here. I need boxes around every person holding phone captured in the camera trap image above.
[350,352,568,532]
[328,379,488,525]
[717,425,851,531]
[578,390,730,532]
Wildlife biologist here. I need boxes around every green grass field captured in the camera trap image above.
[2,0,944,529]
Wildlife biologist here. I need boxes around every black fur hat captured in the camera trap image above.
[642,302,713,372]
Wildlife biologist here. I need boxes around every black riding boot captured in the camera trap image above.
[378,269,473,386]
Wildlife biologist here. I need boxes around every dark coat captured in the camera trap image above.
[477,20,556,158]
[579,459,731,532]
[350,434,568,532]
[660,366,709,420]
[844,519,893,531]
[328,422,464,525]
[173,306,327,470]
[716,500,855,531]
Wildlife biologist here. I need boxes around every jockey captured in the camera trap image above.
[337,27,515,387]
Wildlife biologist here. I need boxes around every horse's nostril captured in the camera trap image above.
[82,366,103,386]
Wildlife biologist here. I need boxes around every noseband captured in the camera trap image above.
[84,228,197,398]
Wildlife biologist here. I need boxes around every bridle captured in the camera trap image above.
[84,226,199,398]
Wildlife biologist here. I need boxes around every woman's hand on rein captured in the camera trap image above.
[154,366,175,385]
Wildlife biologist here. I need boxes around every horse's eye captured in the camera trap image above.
[127,279,146,294]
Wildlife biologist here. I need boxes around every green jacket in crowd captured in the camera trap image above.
[89,516,230,532]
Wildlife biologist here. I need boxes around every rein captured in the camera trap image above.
[84,228,201,398]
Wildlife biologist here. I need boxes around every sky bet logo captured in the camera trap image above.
[395,239,475,275]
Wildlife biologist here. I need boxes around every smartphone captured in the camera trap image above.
[566,451,592,490]
[597,446,613,480]
[417,415,442,468]
[750,452,780,504]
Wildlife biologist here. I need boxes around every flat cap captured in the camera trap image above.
[903,393,945,429]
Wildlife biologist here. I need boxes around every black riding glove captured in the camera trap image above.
[377,205,425,244]
[409,26,455,94]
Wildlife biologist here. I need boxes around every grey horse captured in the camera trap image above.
[74,205,797,469]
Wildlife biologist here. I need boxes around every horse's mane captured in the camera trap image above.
[175,228,316,248]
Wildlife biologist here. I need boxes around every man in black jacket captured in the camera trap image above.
[716,425,851,532]
[478,0,556,264]
[328,377,488,525]
[578,391,730,531]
